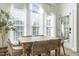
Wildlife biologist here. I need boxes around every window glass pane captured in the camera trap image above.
[30,4,43,36]
[46,27,51,36]
[32,4,39,13]
[45,14,56,36]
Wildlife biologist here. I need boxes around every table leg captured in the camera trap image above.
[58,47,60,56]
[62,44,66,55]
[55,49,57,56]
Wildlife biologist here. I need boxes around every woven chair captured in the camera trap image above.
[31,39,61,56]
[31,40,49,56]
[7,39,23,56]
[47,39,61,56]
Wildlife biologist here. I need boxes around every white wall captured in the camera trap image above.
[57,3,77,51]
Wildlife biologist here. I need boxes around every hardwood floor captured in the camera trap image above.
[50,48,79,56]
[0,47,79,56]
[31,48,79,56]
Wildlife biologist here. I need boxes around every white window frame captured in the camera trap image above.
[10,4,27,44]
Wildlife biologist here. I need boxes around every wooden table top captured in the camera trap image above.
[20,36,63,44]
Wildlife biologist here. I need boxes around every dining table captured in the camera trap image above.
[20,36,63,56]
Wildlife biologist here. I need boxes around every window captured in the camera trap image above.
[31,4,40,13]
[32,26,39,35]
[10,4,26,42]
[45,13,56,36]
[14,20,24,41]
[30,4,56,36]
[46,16,52,36]
[10,3,56,43]
[30,4,43,36]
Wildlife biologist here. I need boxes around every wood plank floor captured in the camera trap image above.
[0,47,79,56]
[37,48,79,56]
[50,48,79,56]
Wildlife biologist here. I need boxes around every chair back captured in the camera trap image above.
[31,39,61,55]
[47,39,61,50]
[7,39,13,55]
[31,40,49,55]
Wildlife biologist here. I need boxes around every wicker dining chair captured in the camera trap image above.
[30,40,49,56]
[31,39,61,56]
[7,39,23,56]
[47,39,61,56]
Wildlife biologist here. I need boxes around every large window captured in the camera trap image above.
[30,4,56,36]
[13,20,24,41]
[10,4,26,43]
[46,16,52,36]
[45,13,56,36]
[30,4,43,36]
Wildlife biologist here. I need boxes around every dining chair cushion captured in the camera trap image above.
[12,46,23,50]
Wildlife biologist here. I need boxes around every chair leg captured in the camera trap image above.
[62,44,66,55]
[55,47,61,56]
[27,53,30,56]
[47,51,50,56]
[38,54,41,56]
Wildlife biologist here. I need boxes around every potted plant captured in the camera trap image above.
[0,9,15,47]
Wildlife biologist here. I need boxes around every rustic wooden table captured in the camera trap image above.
[20,36,62,56]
